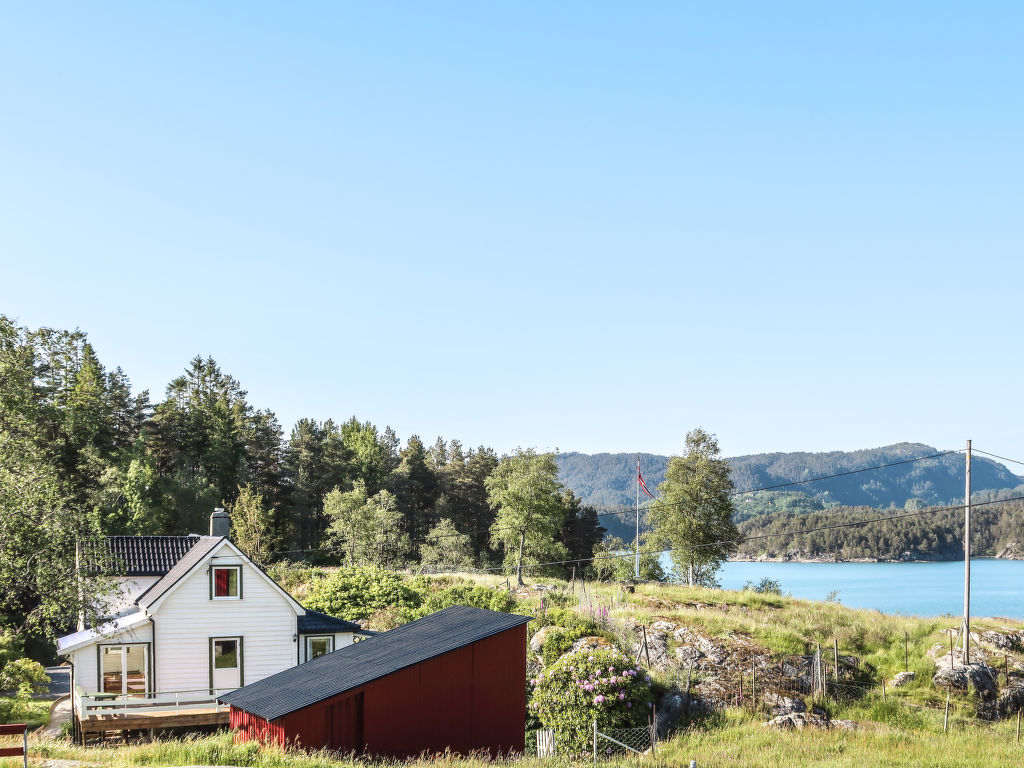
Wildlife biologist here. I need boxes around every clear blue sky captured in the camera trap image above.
[2,2,1022,461]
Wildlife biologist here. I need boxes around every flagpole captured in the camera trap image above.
[635,457,640,580]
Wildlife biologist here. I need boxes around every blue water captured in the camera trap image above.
[659,558,1024,618]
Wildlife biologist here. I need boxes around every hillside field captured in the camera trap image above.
[9,570,1024,767]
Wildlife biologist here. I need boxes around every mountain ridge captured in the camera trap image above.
[556,442,1023,519]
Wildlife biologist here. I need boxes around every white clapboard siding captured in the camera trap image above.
[153,541,299,692]
[72,621,154,693]
[297,632,356,663]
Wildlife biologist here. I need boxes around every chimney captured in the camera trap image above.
[210,507,230,538]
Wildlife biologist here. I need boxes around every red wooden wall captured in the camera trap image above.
[231,624,526,758]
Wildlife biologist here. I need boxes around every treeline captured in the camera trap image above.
[0,316,604,584]
[734,501,1024,561]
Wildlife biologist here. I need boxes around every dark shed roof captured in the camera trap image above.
[220,606,531,721]
[297,609,368,635]
[101,535,202,576]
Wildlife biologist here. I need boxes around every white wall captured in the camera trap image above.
[297,632,355,663]
[151,542,299,692]
[71,621,153,693]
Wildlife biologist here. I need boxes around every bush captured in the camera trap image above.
[304,566,422,621]
[529,647,654,755]
[0,657,50,696]
[416,584,521,617]
[744,578,783,595]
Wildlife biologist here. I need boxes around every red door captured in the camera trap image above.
[325,693,364,753]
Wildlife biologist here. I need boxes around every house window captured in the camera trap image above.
[212,566,241,599]
[306,636,333,660]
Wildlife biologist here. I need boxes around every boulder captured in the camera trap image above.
[932,663,1000,698]
[674,627,728,665]
[634,628,673,671]
[997,683,1024,715]
[674,646,701,665]
[651,620,676,633]
[764,713,829,730]
[764,713,856,731]
[529,625,565,655]
[890,671,916,688]
[571,635,615,654]
[761,691,806,715]
[981,631,1022,652]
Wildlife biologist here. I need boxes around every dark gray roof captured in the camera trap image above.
[97,536,201,576]
[136,536,224,608]
[297,609,368,635]
[220,606,532,721]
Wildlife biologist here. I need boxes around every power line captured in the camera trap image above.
[472,493,1024,574]
[593,449,960,520]
[971,448,1024,468]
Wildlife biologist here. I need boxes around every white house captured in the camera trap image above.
[57,511,367,706]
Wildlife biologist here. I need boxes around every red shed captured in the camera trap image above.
[219,606,531,758]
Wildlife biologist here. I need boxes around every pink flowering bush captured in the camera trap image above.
[529,647,654,753]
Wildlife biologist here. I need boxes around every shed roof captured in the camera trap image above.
[220,605,531,721]
[297,609,369,635]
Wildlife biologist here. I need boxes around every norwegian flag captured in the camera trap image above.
[637,461,655,498]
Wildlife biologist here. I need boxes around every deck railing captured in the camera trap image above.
[75,686,237,718]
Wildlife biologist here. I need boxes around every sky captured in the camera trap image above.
[1,2,1022,461]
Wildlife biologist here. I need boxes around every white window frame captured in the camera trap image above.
[305,635,334,661]
[211,565,241,600]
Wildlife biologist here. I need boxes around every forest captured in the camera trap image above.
[0,315,606,639]
[734,499,1024,561]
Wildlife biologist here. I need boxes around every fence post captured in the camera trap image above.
[904,631,909,673]
[881,678,886,704]
[943,692,949,733]
[835,638,840,682]
[751,658,756,710]
[683,660,693,721]
[642,625,651,668]
[593,719,597,766]
[1016,709,1020,744]
[651,704,657,756]
[23,726,28,768]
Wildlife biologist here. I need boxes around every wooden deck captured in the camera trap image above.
[79,708,229,735]
[74,686,234,740]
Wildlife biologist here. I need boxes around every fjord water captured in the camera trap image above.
[678,559,1024,618]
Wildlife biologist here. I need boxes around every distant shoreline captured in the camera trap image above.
[729,554,1024,564]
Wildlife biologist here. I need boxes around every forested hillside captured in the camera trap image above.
[734,498,1024,561]
[557,445,1023,513]
[0,316,607,644]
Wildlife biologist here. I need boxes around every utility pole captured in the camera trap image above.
[961,439,972,664]
[635,457,641,580]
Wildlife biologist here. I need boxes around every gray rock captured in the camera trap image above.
[651,620,676,633]
[890,671,916,688]
[932,663,1000,699]
[764,712,856,731]
[764,713,830,730]
[761,691,806,715]
[982,630,1022,652]
[997,683,1024,715]
[674,646,701,665]
[634,628,674,671]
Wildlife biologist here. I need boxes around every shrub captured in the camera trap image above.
[744,578,783,595]
[530,647,654,755]
[0,658,50,696]
[417,584,521,617]
[539,626,617,667]
[304,566,421,621]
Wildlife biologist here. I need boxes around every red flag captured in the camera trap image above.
[638,467,655,498]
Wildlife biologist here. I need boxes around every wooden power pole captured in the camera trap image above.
[961,439,972,665]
